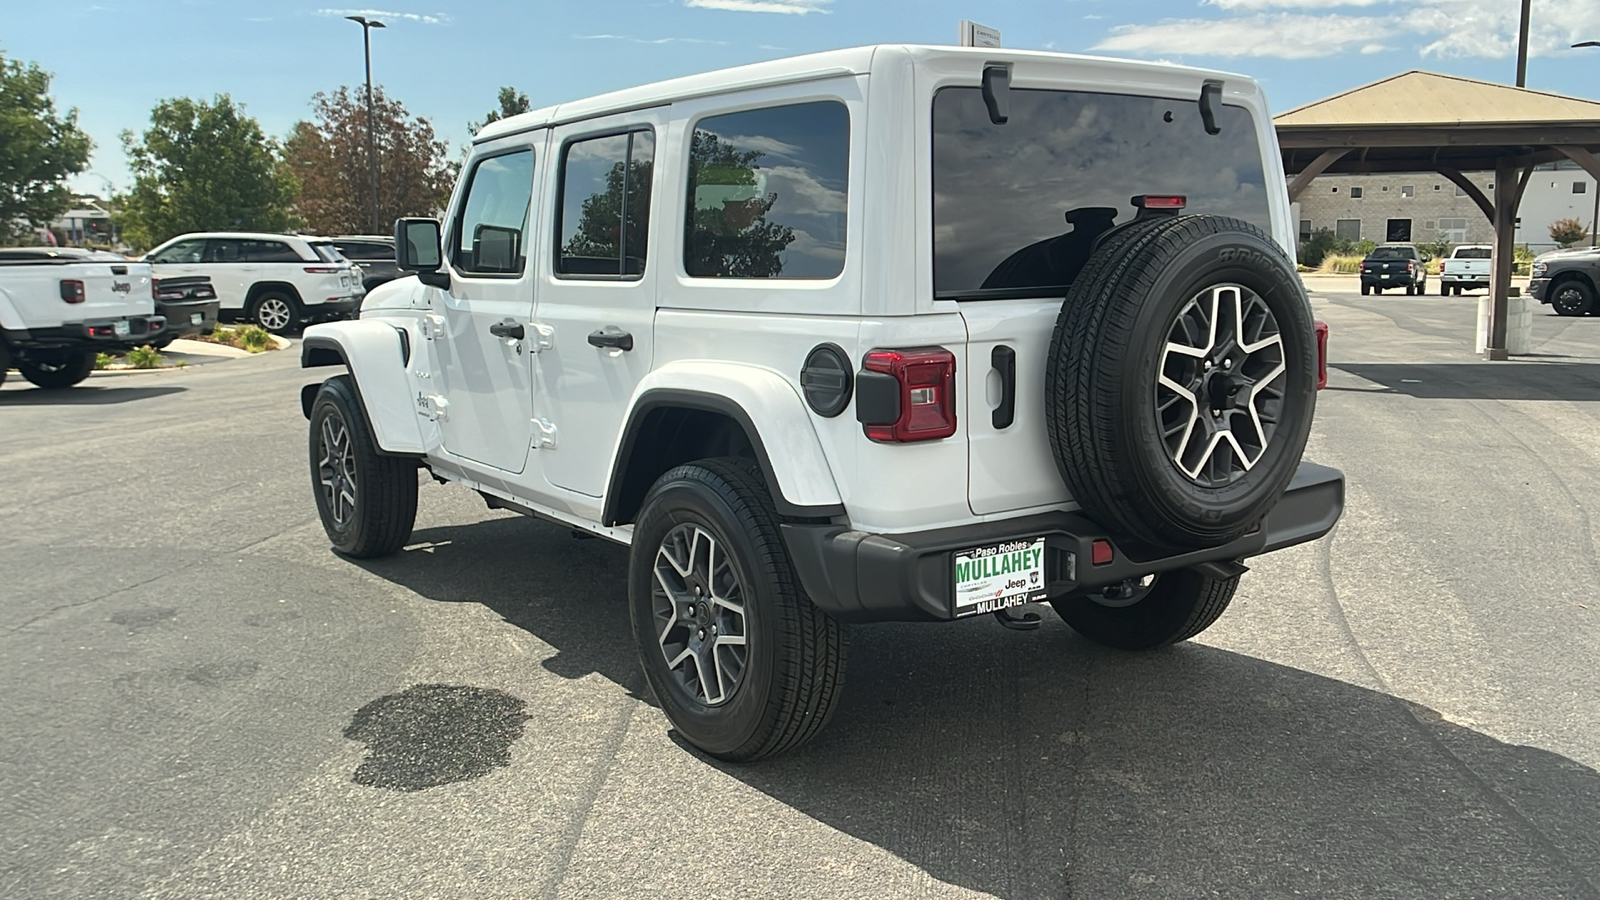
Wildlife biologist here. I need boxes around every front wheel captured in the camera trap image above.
[1050,566,1240,651]
[308,375,417,558]
[629,458,847,762]
[17,349,95,389]
[1551,279,1595,316]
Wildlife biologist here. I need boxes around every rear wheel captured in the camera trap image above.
[308,375,417,558]
[1050,567,1240,651]
[251,291,299,334]
[17,349,95,389]
[1360,284,1371,296]
[629,458,847,762]
[1551,279,1595,317]
[0,341,11,388]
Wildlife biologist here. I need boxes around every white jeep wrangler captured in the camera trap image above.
[300,45,1344,761]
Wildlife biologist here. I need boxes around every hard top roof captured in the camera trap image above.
[473,44,1254,144]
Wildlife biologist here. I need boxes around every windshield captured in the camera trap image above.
[932,87,1271,298]
[1454,247,1491,259]
[1369,247,1415,259]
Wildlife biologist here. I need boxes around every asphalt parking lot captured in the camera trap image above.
[3,280,1598,899]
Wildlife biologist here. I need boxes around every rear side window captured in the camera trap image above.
[932,88,1271,298]
[245,240,305,263]
[148,240,206,264]
[556,129,655,278]
[308,243,344,263]
[454,149,536,276]
[207,239,247,263]
[684,101,850,280]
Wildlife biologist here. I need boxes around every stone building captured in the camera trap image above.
[1292,161,1594,252]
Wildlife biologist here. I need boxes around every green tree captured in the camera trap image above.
[1549,216,1588,248]
[469,86,530,136]
[118,95,298,249]
[683,131,793,277]
[283,86,456,235]
[0,53,93,241]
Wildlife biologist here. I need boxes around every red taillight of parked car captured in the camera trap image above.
[1314,320,1329,390]
[861,347,957,443]
[60,279,86,303]
[304,266,340,274]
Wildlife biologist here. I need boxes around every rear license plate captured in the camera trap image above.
[1380,274,1390,279]
[954,537,1048,617]
[113,321,130,337]
[190,312,204,325]
[341,276,349,286]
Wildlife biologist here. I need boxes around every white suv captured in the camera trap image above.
[143,232,360,334]
[299,45,1344,760]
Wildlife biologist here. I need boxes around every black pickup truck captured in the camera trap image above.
[1530,247,1599,316]
[1360,243,1428,296]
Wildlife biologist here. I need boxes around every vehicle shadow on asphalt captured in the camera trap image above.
[0,384,187,405]
[1332,362,1600,401]
[350,516,646,697]
[355,515,1600,899]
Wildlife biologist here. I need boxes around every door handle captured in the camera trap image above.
[991,344,1016,429]
[587,328,634,352]
[489,319,525,340]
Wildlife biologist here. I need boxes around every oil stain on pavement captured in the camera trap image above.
[344,684,529,792]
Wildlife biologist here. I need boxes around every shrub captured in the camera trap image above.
[125,345,164,369]
[1318,254,1365,274]
[1549,217,1588,248]
[233,324,273,352]
[1298,228,1348,268]
[1352,239,1377,257]
[94,352,116,370]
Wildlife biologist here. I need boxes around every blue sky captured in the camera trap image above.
[3,0,1598,195]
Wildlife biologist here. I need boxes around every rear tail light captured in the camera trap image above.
[304,266,339,274]
[1314,320,1329,390]
[857,347,957,442]
[60,279,86,303]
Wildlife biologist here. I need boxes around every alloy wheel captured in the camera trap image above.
[651,523,748,707]
[1155,284,1287,487]
[257,297,293,331]
[317,411,357,528]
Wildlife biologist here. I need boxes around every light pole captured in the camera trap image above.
[1575,42,1600,246]
[346,15,385,234]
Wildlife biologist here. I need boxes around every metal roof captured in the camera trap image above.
[1275,70,1600,128]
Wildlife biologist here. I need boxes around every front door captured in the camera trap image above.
[433,141,543,475]
[533,113,662,497]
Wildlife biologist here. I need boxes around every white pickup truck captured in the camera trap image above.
[0,248,165,388]
[1439,244,1491,295]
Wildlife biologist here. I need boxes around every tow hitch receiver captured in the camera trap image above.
[994,605,1044,631]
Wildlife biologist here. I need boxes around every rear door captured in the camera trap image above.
[929,81,1275,515]
[203,238,253,311]
[531,112,661,498]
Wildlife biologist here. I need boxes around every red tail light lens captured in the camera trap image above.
[1133,194,1186,209]
[304,266,339,274]
[60,279,86,303]
[1314,320,1329,390]
[860,347,957,442]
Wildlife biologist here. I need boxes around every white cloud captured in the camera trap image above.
[1095,13,1388,59]
[684,0,830,13]
[576,33,728,45]
[1093,1,1600,61]
[314,8,451,25]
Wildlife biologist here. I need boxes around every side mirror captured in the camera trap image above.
[394,217,448,288]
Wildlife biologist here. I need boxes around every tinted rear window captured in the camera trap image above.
[1454,247,1491,259]
[1369,247,1415,259]
[932,88,1270,298]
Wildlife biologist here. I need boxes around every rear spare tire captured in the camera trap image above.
[1046,214,1318,550]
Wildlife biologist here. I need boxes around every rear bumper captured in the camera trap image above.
[306,297,359,322]
[783,462,1345,623]
[3,316,169,351]
[156,299,220,337]
[1361,272,1421,287]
